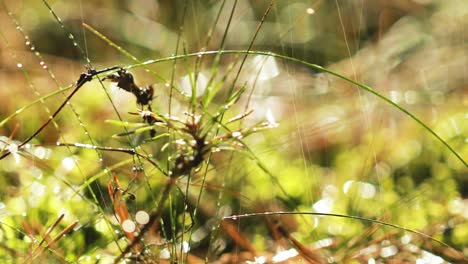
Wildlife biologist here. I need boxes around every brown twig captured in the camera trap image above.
[0,67,119,160]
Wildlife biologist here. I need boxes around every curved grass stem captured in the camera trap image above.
[125,50,466,167]
[224,211,467,261]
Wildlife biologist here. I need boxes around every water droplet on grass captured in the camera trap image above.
[17,63,23,68]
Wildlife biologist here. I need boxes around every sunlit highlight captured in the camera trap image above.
[253,56,279,81]
[313,198,334,213]
[122,219,136,233]
[266,108,279,127]
[343,180,377,199]
[61,157,76,172]
[272,248,298,262]
[135,211,149,225]
[180,72,208,98]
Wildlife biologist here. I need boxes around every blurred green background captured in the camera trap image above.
[0,0,467,263]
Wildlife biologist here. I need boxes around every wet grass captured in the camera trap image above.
[0,0,467,263]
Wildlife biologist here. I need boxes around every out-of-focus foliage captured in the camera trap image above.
[0,0,466,263]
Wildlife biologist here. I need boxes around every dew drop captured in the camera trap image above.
[25,41,30,46]
[30,46,35,51]
[39,61,45,65]
[17,63,23,68]
[84,132,89,135]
